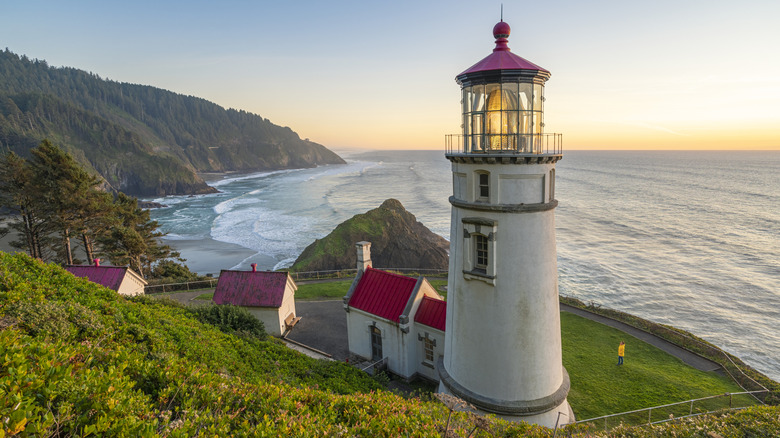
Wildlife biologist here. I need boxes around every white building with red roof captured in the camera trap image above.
[66,259,146,297]
[344,242,446,381]
[212,264,298,337]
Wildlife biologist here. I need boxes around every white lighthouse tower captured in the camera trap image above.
[437,19,573,427]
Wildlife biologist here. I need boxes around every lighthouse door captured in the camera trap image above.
[370,326,383,361]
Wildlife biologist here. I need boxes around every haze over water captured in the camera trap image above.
[150,149,780,382]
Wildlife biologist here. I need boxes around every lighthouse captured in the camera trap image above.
[437,19,573,427]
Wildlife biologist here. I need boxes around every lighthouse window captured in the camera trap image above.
[549,169,555,201]
[462,217,497,283]
[478,172,490,200]
[475,234,488,273]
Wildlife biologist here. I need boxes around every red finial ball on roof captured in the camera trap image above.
[493,21,511,39]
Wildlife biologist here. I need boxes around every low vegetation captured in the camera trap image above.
[2,252,777,436]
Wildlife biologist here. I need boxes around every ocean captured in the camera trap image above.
[148,149,780,382]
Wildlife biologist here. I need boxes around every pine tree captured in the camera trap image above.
[98,193,182,278]
[28,140,103,265]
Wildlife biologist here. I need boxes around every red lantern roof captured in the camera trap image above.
[457,20,549,80]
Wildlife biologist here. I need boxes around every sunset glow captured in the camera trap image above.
[2,1,778,151]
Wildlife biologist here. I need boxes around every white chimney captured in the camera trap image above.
[356,241,372,274]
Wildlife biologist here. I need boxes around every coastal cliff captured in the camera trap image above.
[291,199,449,272]
[0,49,345,196]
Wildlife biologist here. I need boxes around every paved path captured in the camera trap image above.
[285,300,350,361]
[155,291,721,373]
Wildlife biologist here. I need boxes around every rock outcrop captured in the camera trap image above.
[291,199,449,272]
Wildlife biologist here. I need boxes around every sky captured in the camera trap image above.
[2,0,779,151]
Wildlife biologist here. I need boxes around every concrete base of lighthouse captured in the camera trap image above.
[437,359,575,428]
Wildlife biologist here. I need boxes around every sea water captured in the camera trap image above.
[149,149,780,381]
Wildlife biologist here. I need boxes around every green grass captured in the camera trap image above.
[295,279,354,300]
[561,312,755,421]
[194,292,214,300]
[294,277,448,301]
[428,279,448,298]
[293,278,755,420]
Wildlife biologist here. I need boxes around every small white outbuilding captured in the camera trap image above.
[212,264,298,337]
[344,242,447,381]
[66,258,146,296]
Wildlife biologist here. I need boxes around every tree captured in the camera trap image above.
[0,150,48,259]
[2,139,186,278]
[98,193,182,278]
[28,140,103,265]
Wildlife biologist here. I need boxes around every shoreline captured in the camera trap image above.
[161,236,279,276]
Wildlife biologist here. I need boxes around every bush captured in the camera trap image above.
[147,260,203,284]
[189,304,266,341]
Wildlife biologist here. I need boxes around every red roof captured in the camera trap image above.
[213,270,291,308]
[348,267,418,322]
[458,20,549,77]
[66,265,129,291]
[414,296,447,331]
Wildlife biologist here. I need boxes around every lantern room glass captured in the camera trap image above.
[462,81,544,153]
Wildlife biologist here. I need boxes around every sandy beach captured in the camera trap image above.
[161,237,275,276]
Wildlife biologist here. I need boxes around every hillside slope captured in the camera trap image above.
[1,252,779,436]
[0,49,345,196]
[291,199,450,272]
[0,251,551,436]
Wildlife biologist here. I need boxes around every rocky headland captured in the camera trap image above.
[290,199,449,272]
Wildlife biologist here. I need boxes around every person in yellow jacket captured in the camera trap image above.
[618,340,625,365]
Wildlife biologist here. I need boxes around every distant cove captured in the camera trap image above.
[149,149,780,382]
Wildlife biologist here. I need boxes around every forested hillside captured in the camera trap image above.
[0,49,345,196]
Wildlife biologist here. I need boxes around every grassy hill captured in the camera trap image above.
[1,252,778,437]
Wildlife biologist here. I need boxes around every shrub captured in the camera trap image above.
[189,303,266,341]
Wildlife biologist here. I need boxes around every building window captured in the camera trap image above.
[479,173,489,198]
[370,325,382,361]
[549,169,555,201]
[424,337,435,363]
[478,172,489,200]
[418,332,437,368]
[461,217,497,284]
[474,234,488,273]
